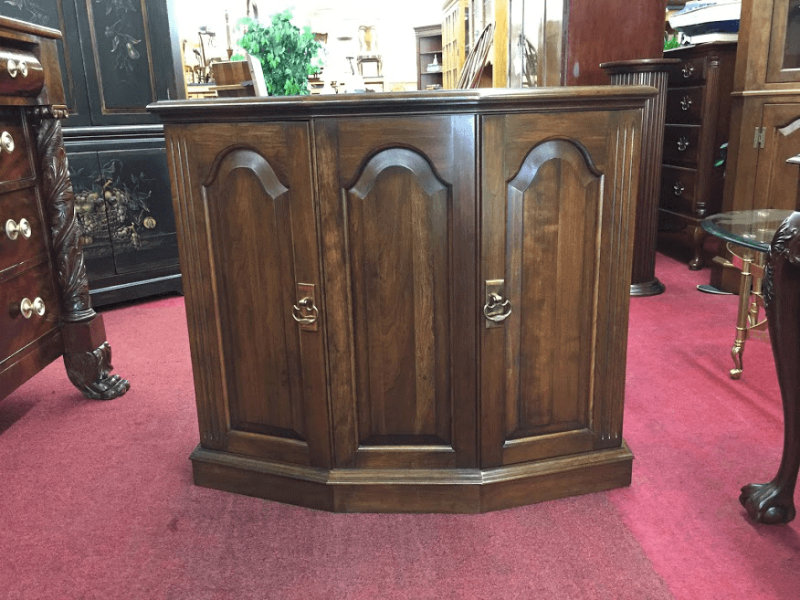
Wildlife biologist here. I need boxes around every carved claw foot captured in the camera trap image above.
[64,341,130,400]
[740,482,796,524]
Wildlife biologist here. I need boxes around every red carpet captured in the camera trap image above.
[0,252,797,599]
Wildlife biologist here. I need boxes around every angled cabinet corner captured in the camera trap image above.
[163,122,332,473]
[480,110,641,469]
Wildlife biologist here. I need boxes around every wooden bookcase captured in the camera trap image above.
[414,25,443,90]
[443,0,468,88]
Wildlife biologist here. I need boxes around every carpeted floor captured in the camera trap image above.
[0,252,797,599]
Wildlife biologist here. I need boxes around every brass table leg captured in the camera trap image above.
[730,254,752,380]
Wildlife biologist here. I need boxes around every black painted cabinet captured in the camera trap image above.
[1,0,184,305]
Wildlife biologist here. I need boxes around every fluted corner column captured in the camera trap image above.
[601,58,679,297]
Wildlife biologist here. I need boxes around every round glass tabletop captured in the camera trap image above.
[701,209,796,253]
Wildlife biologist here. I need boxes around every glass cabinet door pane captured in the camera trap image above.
[768,0,800,82]
[784,0,800,69]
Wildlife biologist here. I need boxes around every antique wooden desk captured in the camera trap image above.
[0,16,127,402]
[151,87,653,513]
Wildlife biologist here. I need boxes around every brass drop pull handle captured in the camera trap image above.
[677,136,690,152]
[19,296,45,319]
[682,63,694,78]
[680,96,692,111]
[673,182,684,197]
[5,217,30,240]
[0,131,15,153]
[483,292,511,323]
[292,297,319,327]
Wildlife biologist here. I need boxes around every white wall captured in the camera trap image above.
[172,0,442,87]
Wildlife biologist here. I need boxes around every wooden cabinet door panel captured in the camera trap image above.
[168,122,331,468]
[316,115,477,469]
[96,146,179,276]
[754,105,800,210]
[481,110,640,467]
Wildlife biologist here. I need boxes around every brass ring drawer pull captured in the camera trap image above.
[680,96,692,111]
[677,136,690,152]
[5,217,31,240]
[673,183,685,197]
[0,131,15,153]
[483,292,512,323]
[682,64,694,78]
[19,296,45,319]
[292,297,319,325]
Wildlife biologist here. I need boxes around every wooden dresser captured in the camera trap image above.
[152,87,652,513]
[0,0,185,308]
[658,43,737,269]
[0,16,127,402]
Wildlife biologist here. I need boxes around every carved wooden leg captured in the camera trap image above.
[689,224,705,270]
[35,113,129,400]
[740,212,800,524]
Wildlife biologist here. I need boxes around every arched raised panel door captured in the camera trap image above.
[172,123,331,470]
[346,149,452,450]
[315,116,478,471]
[481,112,640,468]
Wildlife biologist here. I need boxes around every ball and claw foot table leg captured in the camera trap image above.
[740,211,800,524]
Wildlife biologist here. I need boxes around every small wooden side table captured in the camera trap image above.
[601,58,679,296]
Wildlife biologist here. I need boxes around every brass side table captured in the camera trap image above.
[702,209,794,379]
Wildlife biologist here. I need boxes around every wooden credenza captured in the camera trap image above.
[152,87,652,513]
[0,16,127,402]
[658,43,737,270]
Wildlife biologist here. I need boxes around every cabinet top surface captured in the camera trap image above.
[0,15,61,40]
[149,86,656,122]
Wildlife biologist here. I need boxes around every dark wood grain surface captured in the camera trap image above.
[602,60,676,296]
[157,88,649,512]
[0,17,127,402]
[740,211,800,523]
[660,43,737,271]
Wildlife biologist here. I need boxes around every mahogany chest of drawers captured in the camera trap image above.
[0,16,127,402]
[658,42,737,269]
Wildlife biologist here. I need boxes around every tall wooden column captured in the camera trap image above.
[602,59,679,296]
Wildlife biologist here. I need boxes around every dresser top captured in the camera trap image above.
[149,85,656,122]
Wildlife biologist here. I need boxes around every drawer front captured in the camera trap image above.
[669,56,706,85]
[0,263,59,364]
[0,188,47,274]
[0,48,44,97]
[663,125,700,166]
[660,165,697,215]
[665,86,704,125]
[0,115,32,183]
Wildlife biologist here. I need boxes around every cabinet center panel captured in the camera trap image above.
[346,149,453,448]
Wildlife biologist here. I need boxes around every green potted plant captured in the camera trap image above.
[235,10,323,96]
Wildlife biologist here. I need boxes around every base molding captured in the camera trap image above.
[631,278,666,297]
[190,443,634,513]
